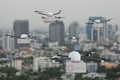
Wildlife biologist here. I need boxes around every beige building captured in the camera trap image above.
[11,60,23,70]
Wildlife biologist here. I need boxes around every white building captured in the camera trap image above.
[2,31,14,51]
[48,42,59,47]
[33,57,60,72]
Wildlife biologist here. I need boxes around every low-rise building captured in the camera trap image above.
[33,57,60,72]
[86,62,98,73]
[100,52,120,61]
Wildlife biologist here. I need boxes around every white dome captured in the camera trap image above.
[68,51,81,61]
[71,37,77,43]
[20,34,28,38]
[94,19,101,23]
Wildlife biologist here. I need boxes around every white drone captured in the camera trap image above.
[34,10,64,23]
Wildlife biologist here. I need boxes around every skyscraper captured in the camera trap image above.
[49,20,65,45]
[69,21,80,38]
[86,17,107,41]
[13,20,29,48]
[107,24,113,40]
[107,24,119,41]
[2,30,14,51]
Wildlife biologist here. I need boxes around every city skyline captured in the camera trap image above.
[0,0,120,31]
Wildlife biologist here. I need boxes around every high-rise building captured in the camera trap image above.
[86,17,107,41]
[115,24,119,31]
[105,24,119,41]
[13,20,29,48]
[0,38,2,49]
[49,20,65,45]
[107,24,113,40]
[2,30,14,51]
[69,22,80,38]
[0,31,3,49]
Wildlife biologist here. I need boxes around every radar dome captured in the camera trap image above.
[20,34,28,38]
[68,51,81,61]
[94,19,101,23]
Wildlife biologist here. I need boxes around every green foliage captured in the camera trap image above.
[0,67,18,76]
[75,74,82,80]
[0,75,29,80]
[97,64,120,79]
[38,67,63,80]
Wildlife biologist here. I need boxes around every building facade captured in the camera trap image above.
[13,20,29,49]
[2,31,14,51]
[69,21,80,38]
[49,20,65,45]
[11,60,23,70]
[33,57,60,72]
[86,17,107,41]
[86,62,98,73]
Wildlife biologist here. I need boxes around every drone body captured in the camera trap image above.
[34,10,64,23]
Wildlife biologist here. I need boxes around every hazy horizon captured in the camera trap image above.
[0,0,120,31]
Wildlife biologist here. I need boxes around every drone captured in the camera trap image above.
[5,34,38,39]
[34,10,64,23]
[51,53,70,62]
[86,18,114,24]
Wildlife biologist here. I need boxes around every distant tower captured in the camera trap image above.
[0,39,2,49]
[13,20,29,48]
[108,24,119,41]
[0,31,3,49]
[107,24,113,40]
[69,22,80,38]
[2,30,14,51]
[86,17,107,41]
[115,24,119,31]
[49,20,65,45]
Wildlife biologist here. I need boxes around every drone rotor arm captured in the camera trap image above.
[53,10,62,15]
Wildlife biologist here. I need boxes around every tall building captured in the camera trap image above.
[0,38,2,49]
[0,31,3,49]
[49,20,65,45]
[107,24,113,40]
[86,17,107,41]
[13,20,29,48]
[105,24,119,41]
[115,24,119,31]
[2,30,14,51]
[69,21,80,38]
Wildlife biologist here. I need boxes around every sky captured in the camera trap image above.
[0,0,120,31]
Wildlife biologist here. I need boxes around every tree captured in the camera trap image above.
[38,67,63,80]
[0,67,18,76]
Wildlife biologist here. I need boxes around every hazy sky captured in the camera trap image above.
[0,0,120,31]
